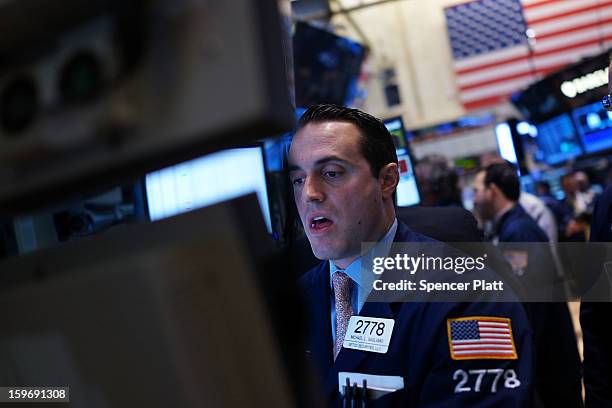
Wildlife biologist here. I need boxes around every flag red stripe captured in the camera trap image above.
[527,1,612,26]
[459,71,533,92]
[532,33,612,58]
[535,16,612,41]
[456,56,529,76]
[458,33,611,77]
[463,94,512,110]
[478,322,510,326]
[458,65,564,92]
[522,0,566,11]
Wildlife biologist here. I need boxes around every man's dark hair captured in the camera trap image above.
[296,104,398,177]
[483,161,520,201]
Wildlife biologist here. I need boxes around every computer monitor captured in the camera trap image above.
[293,22,365,107]
[395,148,421,207]
[535,113,583,165]
[495,122,519,165]
[145,146,272,232]
[0,0,294,214]
[539,167,568,200]
[383,117,421,207]
[0,195,302,407]
[384,117,407,149]
[520,174,536,196]
[571,101,612,154]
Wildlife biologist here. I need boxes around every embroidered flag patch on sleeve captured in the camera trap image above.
[447,316,518,360]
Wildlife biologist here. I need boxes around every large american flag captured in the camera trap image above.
[447,317,518,360]
[445,0,612,111]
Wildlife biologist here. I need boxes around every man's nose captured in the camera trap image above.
[303,176,325,202]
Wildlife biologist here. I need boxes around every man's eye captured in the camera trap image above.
[325,171,341,178]
[292,177,304,186]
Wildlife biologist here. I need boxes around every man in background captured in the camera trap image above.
[414,154,463,207]
[473,162,582,408]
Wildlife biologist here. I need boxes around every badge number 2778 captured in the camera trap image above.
[343,316,395,354]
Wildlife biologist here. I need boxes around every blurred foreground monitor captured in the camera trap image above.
[0,194,306,407]
[0,0,294,213]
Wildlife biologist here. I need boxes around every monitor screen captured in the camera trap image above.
[535,114,583,165]
[495,122,518,165]
[395,148,421,207]
[293,22,365,107]
[383,117,420,206]
[571,101,612,154]
[538,167,568,200]
[145,147,272,231]
[520,175,536,196]
[384,117,407,149]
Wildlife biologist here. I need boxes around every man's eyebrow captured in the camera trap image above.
[287,156,349,172]
[314,156,349,166]
[287,163,301,172]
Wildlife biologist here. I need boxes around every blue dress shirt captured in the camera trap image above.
[329,218,398,343]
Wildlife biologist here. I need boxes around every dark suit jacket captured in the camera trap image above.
[496,205,549,243]
[496,204,582,408]
[581,186,612,408]
[396,206,483,243]
[299,221,534,407]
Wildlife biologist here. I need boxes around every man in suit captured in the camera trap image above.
[288,104,534,406]
[581,185,612,407]
[472,162,582,408]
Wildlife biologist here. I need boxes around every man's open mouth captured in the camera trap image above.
[310,216,334,230]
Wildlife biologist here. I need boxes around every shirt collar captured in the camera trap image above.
[329,218,398,301]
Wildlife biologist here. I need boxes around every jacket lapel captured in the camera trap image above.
[316,221,421,400]
[303,262,333,381]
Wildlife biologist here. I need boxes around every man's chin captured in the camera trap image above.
[311,247,337,261]
[310,243,343,261]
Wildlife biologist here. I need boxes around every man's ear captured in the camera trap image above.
[379,163,399,198]
[488,182,502,200]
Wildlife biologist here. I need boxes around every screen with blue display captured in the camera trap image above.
[571,101,612,154]
[535,114,583,165]
[539,167,568,200]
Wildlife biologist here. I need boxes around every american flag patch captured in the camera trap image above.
[447,317,517,360]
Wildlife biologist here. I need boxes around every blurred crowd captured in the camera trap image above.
[415,154,606,244]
